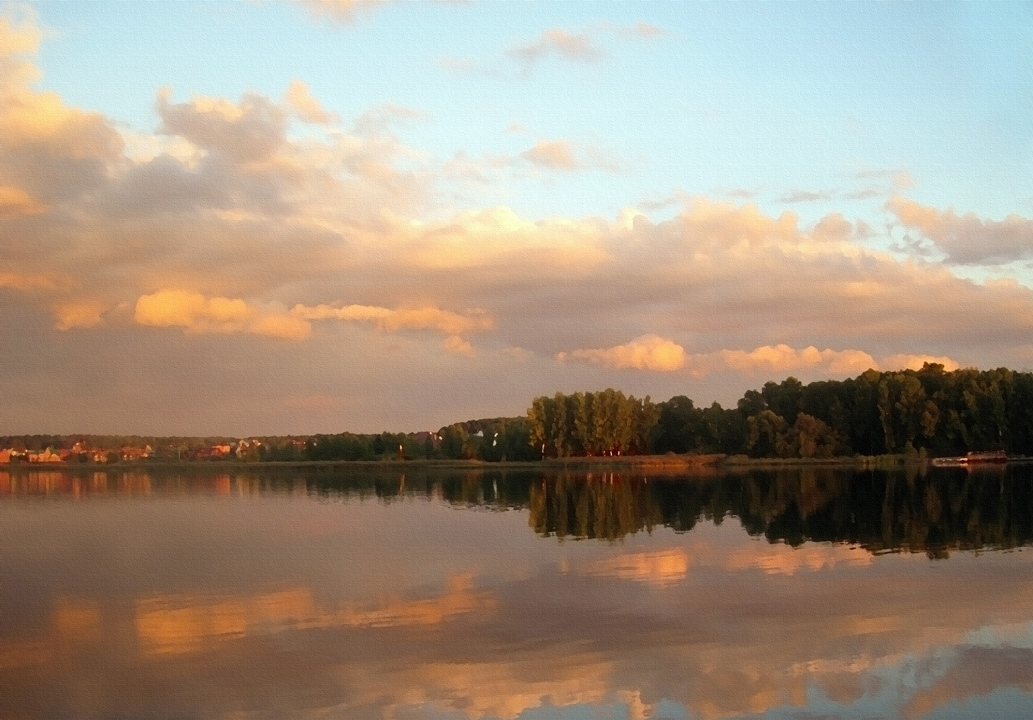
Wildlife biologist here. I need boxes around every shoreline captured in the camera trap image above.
[2,452,940,473]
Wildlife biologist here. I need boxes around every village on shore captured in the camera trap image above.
[5,364,1033,469]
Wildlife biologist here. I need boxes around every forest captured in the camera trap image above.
[4,364,1033,463]
[525,363,1033,460]
[648,363,1033,459]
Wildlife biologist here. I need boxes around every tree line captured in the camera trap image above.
[7,364,1033,463]
[651,364,1033,459]
[526,389,659,458]
[288,418,538,463]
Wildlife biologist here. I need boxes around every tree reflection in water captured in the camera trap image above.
[2,464,1033,720]
[4,464,1031,556]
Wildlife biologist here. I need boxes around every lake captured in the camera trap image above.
[2,464,1032,719]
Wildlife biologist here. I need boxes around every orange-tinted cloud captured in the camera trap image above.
[134,290,310,340]
[3,6,1033,434]
[0,10,123,206]
[52,301,109,330]
[283,80,339,125]
[558,339,963,380]
[520,139,623,173]
[560,335,687,372]
[725,543,873,576]
[292,303,492,337]
[714,345,878,378]
[0,270,56,292]
[0,185,47,216]
[521,139,579,170]
[135,574,495,657]
[579,549,689,586]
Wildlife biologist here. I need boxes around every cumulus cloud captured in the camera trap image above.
[887,196,1033,265]
[52,300,109,331]
[155,88,287,166]
[283,80,338,125]
[399,205,611,274]
[713,345,877,378]
[4,7,1033,433]
[558,339,961,380]
[559,335,687,372]
[0,10,123,207]
[134,290,310,341]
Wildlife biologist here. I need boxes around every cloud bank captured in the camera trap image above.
[1,9,1031,433]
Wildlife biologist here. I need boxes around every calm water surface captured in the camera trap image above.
[2,465,1032,720]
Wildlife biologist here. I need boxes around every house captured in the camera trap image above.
[28,448,63,464]
[120,446,153,461]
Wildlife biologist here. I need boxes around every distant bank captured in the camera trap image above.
[6,452,990,474]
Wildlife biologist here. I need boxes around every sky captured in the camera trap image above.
[1,0,1032,436]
